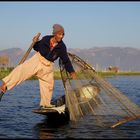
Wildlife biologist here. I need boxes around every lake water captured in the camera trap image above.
[0,76,140,139]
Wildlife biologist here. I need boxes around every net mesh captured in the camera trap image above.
[59,52,140,128]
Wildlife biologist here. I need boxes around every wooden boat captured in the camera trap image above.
[32,95,70,122]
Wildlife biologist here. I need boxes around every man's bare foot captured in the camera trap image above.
[0,83,7,101]
[0,83,7,93]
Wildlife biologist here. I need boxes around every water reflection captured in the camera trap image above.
[32,113,140,139]
[33,117,69,139]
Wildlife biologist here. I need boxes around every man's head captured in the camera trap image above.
[52,24,65,42]
[52,24,65,35]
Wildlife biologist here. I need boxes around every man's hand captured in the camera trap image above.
[70,72,77,79]
[32,32,41,43]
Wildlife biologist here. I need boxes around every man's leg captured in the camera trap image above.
[35,53,55,108]
[38,71,54,107]
[2,53,41,90]
[0,53,41,101]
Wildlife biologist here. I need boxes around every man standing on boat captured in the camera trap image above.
[0,24,76,109]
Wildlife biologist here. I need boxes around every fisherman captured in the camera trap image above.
[0,24,76,109]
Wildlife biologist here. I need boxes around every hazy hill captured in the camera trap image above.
[0,47,140,71]
[0,48,34,66]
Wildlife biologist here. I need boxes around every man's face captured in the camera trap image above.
[54,32,64,42]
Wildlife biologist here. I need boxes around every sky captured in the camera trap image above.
[0,1,140,51]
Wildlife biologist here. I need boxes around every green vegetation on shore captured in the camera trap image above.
[0,68,140,80]
[0,67,62,80]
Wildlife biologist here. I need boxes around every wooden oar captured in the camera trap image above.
[18,32,41,65]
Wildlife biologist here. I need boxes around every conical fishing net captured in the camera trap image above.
[59,52,140,128]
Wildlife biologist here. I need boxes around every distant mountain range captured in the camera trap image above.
[0,47,140,71]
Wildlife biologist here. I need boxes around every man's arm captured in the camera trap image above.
[59,45,77,79]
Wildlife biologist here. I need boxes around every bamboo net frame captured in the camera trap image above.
[59,52,140,128]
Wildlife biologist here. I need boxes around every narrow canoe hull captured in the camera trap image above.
[32,95,70,122]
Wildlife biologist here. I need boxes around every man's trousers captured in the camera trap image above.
[2,52,54,106]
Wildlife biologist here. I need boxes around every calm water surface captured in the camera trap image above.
[0,76,140,139]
